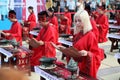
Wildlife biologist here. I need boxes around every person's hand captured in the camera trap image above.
[78,50,88,56]
[39,40,44,46]
[5,33,11,36]
[96,24,100,27]
[2,32,11,37]
[51,42,66,50]
[27,22,30,24]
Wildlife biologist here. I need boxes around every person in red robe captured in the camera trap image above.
[23,6,36,38]
[26,11,57,66]
[52,10,104,78]
[64,6,72,28]
[25,6,36,30]
[47,7,58,31]
[95,4,109,43]
[115,11,120,25]
[85,4,99,41]
[59,14,70,34]
[47,7,59,44]
[1,10,22,45]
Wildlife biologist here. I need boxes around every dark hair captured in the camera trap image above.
[28,6,33,10]
[85,4,91,13]
[9,10,16,15]
[38,11,48,18]
[65,6,69,10]
[48,7,54,12]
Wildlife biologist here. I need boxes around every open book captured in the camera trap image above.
[51,42,80,58]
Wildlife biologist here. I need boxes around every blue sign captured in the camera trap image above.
[0,18,12,30]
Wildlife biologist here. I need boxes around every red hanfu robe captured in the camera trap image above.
[95,14,109,43]
[3,21,22,45]
[64,12,72,27]
[27,13,36,30]
[73,31,104,78]
[59,17,70,34]
[48,16,58,31]
[48,16,59,44]
[30,23,57,66]
[90,18,99,42]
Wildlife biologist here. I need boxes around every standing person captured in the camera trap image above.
[53,10,104,78]
[26,11,57,66]
[76,0,84,11]
[95,4,109,43]
[1,10,22,45]
[67,0,76,24]
[60,0,66,12]
[52,0,60,13]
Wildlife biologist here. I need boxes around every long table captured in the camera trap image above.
[34,66,97,80]
[107,33,120,52]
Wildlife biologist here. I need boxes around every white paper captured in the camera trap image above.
[114,53,120,59]
[0,48,12,58]
[34,66,58,80]
[58,38,72,46]
[29,30,39,36]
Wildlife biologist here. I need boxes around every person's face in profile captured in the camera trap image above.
[74,16,83,30]
[28,9,33,13]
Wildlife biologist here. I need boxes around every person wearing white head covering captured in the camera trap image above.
[72,10,104,78]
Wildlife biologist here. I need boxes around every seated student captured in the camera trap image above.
[53,10,104,79]
[85,4,99,41]
[23,6,36,38]
[64,6,72,27]
[24,6,36,30]
[47,7,58,31]
[1,10,22,45]
[59,14,70,34]
[26,11,57,66]
[95,4,109,43]
[115,11,120,25]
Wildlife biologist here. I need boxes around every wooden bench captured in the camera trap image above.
[107,33,120,52]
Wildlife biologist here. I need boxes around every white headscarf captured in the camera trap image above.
[74,10,92,34]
